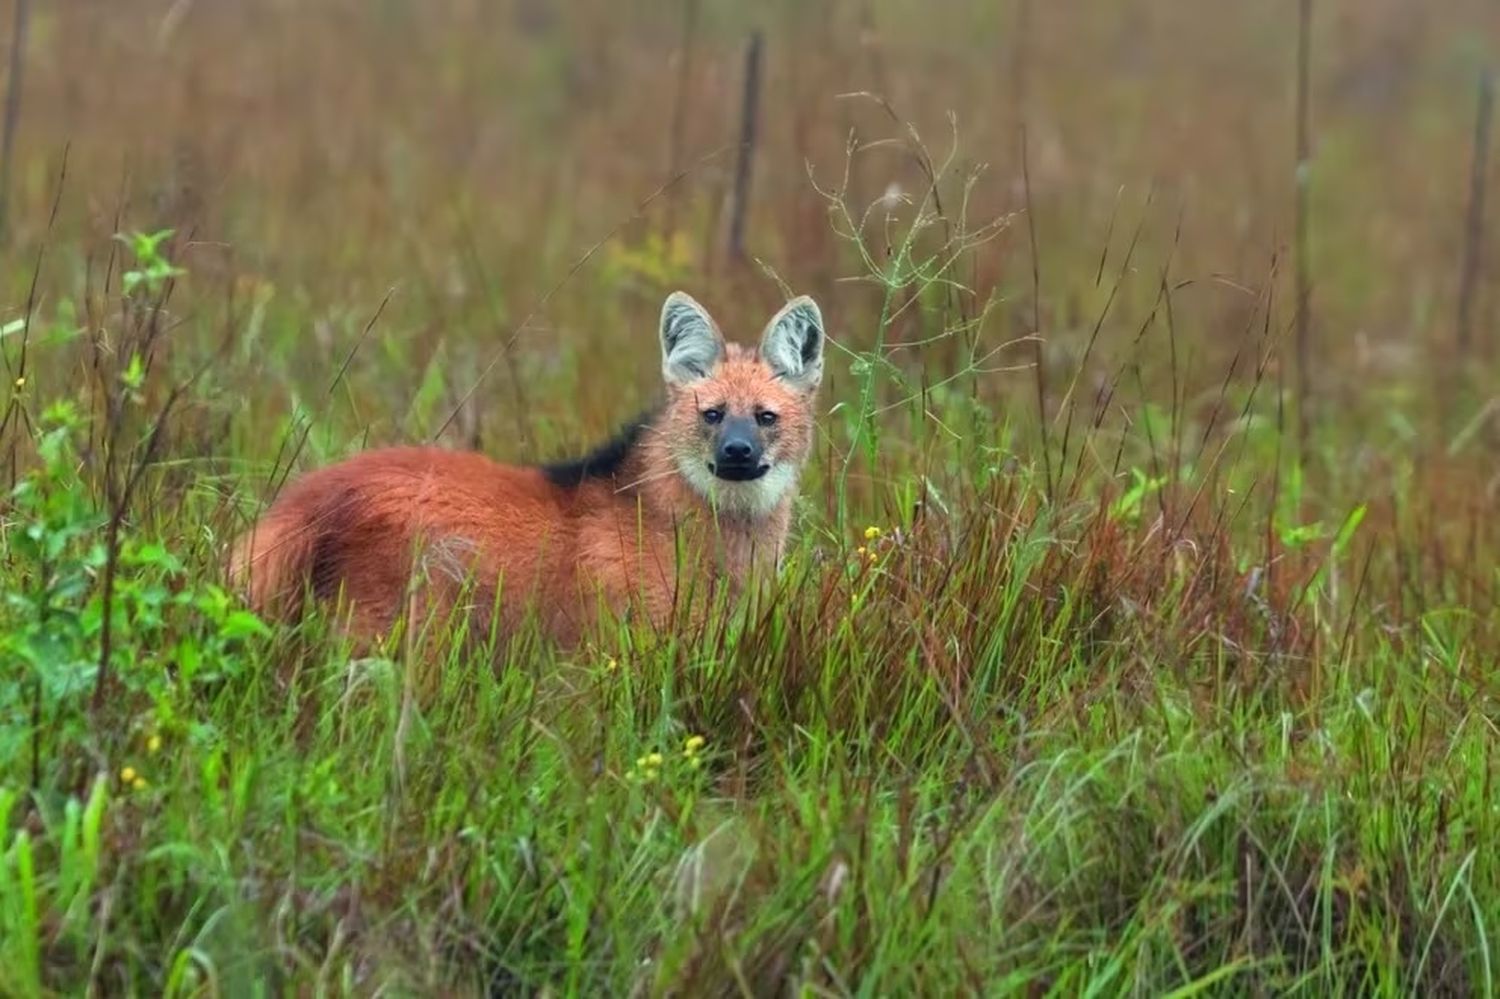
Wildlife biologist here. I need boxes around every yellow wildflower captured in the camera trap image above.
[147,734,163,754]
[605,656,619,673]
[683,735,706,754]
[120,766,137,784]
[13,376,24,389]
[132,777,148,791]
[863,525,882,541]
[629,751,663,783]
[856,546,867,558]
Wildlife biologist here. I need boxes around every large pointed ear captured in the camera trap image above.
[660,291,725,387]
[759,295,824,393]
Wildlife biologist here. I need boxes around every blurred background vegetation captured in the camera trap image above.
[4,0,1497,466]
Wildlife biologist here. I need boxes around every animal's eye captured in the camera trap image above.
[702,407,724,425]
[756,410,778,427]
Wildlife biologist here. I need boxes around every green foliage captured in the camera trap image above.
[116,229,186,298]
[601,230,696,292]
[2,403,106,766]
[0,778,109,996]
[2,400,268,796]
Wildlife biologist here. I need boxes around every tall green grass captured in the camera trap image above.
[3,157,1497,996]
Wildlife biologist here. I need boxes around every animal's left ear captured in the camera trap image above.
[759,295,824,393]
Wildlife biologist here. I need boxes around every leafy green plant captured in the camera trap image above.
[116,229,186,298]
[2,402,106,782]
[2,399,267,790]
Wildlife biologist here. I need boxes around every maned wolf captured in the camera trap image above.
[231,291,825,647]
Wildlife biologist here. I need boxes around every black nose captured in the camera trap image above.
[721,439,753,461]
[713,418,763,478]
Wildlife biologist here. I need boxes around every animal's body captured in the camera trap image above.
[230,292,825,647]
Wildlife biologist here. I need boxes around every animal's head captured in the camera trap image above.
[657,290,824,517]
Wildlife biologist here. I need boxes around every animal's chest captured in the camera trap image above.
[574,510,775,611]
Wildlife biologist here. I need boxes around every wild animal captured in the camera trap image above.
[230,291,826,648]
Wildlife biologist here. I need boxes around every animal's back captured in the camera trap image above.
[232,446,578,639]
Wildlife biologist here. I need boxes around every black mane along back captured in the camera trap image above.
[540,409,659,487]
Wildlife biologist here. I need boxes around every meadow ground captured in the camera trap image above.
[2,1,1499,994]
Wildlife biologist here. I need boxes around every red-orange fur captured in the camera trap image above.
[230,295,823,649]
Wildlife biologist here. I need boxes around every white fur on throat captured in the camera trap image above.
[678,456,798,519]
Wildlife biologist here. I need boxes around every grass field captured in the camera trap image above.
[2,1,1499,994]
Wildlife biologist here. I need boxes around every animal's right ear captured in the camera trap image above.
[659,291,725,387]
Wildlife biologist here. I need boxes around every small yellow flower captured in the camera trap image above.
[867,549,879,562]
[683,735,706,754]
[147,734,163,754]
[132,777,148,791]
[630,750,663,783]
[120,766,137,784]
[863,525,882,541]
[856,546,867,558]
[605,656,619,673]
[13,376,24,389]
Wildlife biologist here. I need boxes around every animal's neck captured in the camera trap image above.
[629,446,792,575]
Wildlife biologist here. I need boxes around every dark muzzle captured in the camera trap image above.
[711,418,768,481]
